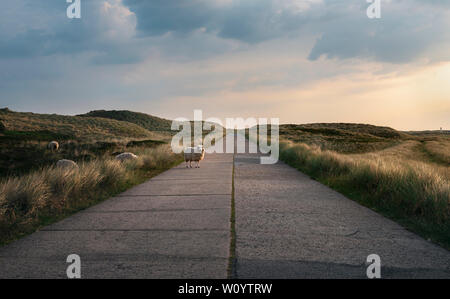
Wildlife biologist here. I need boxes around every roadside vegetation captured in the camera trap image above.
[278,124,450,249]
[0,137,165,178]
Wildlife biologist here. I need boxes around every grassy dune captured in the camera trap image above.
[280,123,407,153]
[0,109,172,177]
[422,139,450,165]
[279,124,450,249]
[0,108,166,141]
[79,110,223,138]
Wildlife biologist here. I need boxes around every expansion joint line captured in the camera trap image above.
[227,154,237,279]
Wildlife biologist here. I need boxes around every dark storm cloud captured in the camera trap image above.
[123,0,314,43]
[0,0,141,64]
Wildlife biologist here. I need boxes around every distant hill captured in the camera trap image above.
[278,123,412,153]
[0,108,158,141]
[281,123,408,139]
[405,130,450,136]
[79,110,173,133]
[79,110,224,138]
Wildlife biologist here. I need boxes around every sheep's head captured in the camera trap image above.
[194,145,204,153]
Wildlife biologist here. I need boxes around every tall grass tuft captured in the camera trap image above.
[0,173,50,221]
[137,145,177,170]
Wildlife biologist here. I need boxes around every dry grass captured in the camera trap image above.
[280,141,450,248]
[423,139,450,166]
[0,144,182,245]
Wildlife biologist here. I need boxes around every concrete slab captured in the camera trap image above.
[236,259,450,279]
[42,209,229,231]
[120,180,231,196]
[87,195,231,212]
[0,255,228,279]
[0,230,229,259]
[236,231,450,270]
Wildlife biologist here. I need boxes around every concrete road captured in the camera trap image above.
[0,135,449,278]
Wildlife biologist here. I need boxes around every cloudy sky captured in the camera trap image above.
[0,0,449,130]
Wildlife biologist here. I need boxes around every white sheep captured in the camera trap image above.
[56,159,78,170]
[184,145,205,168]
[48,141,59,151]
[115,152,138,162]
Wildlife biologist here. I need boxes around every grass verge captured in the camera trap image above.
[279,141,450,250]
[0,144,183,246]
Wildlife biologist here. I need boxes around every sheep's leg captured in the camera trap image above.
[185,160,189,168]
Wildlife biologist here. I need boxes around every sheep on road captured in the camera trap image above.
[184,145,205,168]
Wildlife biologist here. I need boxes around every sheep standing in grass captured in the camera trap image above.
[56,159,78,170]
[116,152,138,162]
[48,141,59,151]
[184,145,205,168]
